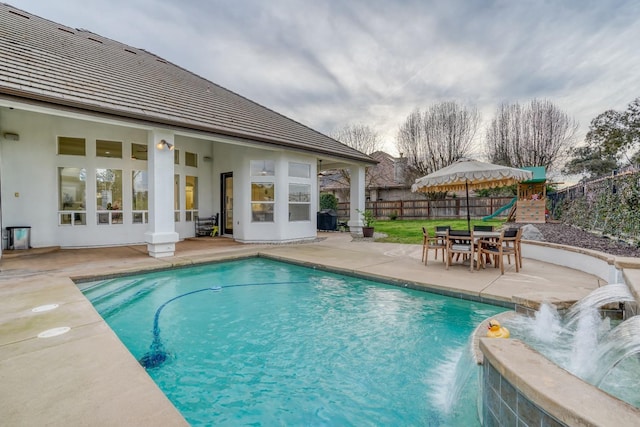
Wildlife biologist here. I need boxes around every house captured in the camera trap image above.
[320,151,421,202]
[0,4,376,258]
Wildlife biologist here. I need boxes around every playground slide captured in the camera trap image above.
[482,197,517,221]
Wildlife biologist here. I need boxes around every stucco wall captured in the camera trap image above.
[214,144,319,243]
[1,108,321,249]
[521,240,621,284]
[1,109,148,247]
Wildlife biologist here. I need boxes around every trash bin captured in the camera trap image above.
[317,209,337,231]
[7,226,31,250]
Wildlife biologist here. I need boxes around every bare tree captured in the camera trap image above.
[485,99,577,171]
[396,102,479,180]
[325,124,383,191]
[396,108,423,173]
[331,124,383,155]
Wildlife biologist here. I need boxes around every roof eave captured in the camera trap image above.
[0,89,377,165]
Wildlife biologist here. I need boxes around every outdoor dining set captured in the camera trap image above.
[411,157,532,275]
[421,225,523,274]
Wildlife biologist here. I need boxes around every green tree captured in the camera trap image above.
[586,97,640,160]
[562,144,619,179]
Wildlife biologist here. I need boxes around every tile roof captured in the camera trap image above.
[0,3,375,164]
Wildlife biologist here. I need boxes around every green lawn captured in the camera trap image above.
[372,219,505,244]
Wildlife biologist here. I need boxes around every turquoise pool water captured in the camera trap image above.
[82,258,507,426]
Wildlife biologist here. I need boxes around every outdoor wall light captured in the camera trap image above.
[156,139,174,151]
[3,132,19,141]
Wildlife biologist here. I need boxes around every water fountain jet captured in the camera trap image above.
[504,283,640,408]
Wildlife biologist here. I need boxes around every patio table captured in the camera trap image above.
[435,230,501,240]
[437,230,503,269]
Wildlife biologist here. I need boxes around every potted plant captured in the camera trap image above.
[358,209,375,238]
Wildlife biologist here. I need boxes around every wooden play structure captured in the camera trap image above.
[511,166,547,223]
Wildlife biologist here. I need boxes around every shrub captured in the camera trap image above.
[319,193,338,211]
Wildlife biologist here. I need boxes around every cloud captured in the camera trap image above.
[9,0,640,157]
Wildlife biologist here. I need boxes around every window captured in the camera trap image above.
[289,183,310,221]
[58,137,85,156]
[96,169,123,225]
[132,170,148,223]
[289,162,310,178]
[251,160,275,176]
[174,149,180,165]
[185,151,198,167]
[174,174,180,222]
[131,143,147,161]
[185,175,198,221]
[250,160,276,222]
[58,167,86,225]
[288,162,311,221]
[251,182,274,222]
[96,140,122,158]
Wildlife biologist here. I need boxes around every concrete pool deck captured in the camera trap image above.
[0,232,626,425]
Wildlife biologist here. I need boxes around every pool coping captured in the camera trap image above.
[480,338,640,426]
[257,252,517,309]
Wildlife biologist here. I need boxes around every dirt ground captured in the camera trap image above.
[525,222,640,257]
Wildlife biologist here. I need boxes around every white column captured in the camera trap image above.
[348,164,366,236]
[145,130,179,257]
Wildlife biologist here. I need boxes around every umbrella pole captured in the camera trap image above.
[465,180,470,231]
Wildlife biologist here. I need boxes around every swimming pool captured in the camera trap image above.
[82,258,508,426]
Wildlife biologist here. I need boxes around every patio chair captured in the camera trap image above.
[502,227,523,269]
[435,225,455,259]
[435,225,451,243]
[422,227,446,265]
[473,225,494,232]
[477,228,522,274]
[473,224,496,264]
[513,227,523,268]
[445,229,475,272]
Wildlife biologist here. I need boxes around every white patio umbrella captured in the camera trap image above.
[411,158,533,230]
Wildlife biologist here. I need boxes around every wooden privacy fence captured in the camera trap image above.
[336,197,515,221]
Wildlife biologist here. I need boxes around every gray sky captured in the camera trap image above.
[8,0,640,156]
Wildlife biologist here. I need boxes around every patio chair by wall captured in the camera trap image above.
[478,228,522,274]
[422,227,446,265]
[195,213,219,237]
[445,229,475,272]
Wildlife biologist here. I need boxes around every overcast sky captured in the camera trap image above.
[9,0,640,157]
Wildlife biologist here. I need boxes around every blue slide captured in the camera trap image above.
[482,197,516,221]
